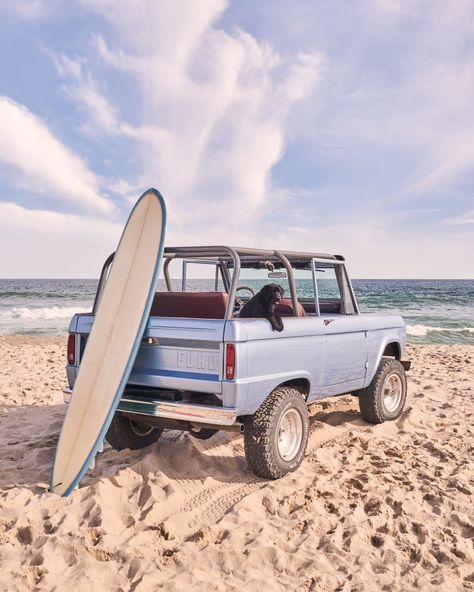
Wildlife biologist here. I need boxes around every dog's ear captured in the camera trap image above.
[278,285,284,297]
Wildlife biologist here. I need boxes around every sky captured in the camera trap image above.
[0,0,473,279]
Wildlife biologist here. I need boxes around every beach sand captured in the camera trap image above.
[0,336,472,591]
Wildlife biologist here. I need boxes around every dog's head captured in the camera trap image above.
[260,283,284,306]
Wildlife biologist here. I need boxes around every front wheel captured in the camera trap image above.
[105,413,163,450]
[358,358,407,424]
[243,387,309,479]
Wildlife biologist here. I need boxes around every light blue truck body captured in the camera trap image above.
[64,246,407,430]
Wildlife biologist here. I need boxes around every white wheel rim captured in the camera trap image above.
[129,419,154,437]
[382,374,403,413]
[277,408,303,461]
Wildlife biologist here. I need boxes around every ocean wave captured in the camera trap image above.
[7,306,91,320]
[406,324,474,336]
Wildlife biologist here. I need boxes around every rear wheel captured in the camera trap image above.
[105,413,163,450]
[358,358,407,424]
[244,387,309,479]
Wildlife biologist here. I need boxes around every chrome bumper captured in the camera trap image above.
[62,387,237,426]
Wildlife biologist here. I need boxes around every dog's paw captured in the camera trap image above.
[276,315,284,332]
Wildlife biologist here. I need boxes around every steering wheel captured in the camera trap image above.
[234,286,255,311]
[236,286,255,297]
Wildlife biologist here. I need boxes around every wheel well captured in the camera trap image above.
[278,378,311,400]
[382,342,401,360]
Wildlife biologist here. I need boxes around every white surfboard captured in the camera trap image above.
[50,188,166,496]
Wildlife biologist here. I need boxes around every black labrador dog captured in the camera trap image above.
[238,283,284,332]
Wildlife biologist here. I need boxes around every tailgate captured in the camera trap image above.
[75,314,225,394]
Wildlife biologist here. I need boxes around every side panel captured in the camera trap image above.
[223,317,325,415]
[318,313,406,396]
[69,313,407,413]
[364,324,407,387]
[320,314,368,394]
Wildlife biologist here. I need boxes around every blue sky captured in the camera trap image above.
[0,0,472,278]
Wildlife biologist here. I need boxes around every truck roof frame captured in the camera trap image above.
[93,246,354,319]
[163,245,343,261]
[162,247,345,319]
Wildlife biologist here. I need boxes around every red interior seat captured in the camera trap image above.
[275,298,306,317]
[150,292,229,319]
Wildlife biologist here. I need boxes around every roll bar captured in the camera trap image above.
[92,246,346,319]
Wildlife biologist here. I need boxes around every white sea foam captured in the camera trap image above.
[8,306,91,320]
[406,324,474,336]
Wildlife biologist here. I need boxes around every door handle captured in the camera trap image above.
[324,319,334,326]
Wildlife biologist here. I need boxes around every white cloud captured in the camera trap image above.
[6,0,472,279]
[261,214,473,279]
[79,0,323,231]
[0,201,119,234]
[49,51,123,136]
[50,52,83,80]
[164,205,473,279]
[317,1,474,205]
[71,79,120,134]
[0,203,121,277]
[389,56,474,197]
[0,1,324,277]
[82,0,228,56]
[444,209,474,225]
[0,0,53,20]
[0,96,114,214]
[109,178,148,204]
[368,0,422,18]
[49,48,153,144]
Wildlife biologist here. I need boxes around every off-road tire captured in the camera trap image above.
[105,413,163,450]
[243,387,309,479]
[358,358,407,424]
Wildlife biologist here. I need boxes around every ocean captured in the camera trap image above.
[0,278,473,345]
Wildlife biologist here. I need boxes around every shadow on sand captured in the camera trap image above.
[0,397,367,492]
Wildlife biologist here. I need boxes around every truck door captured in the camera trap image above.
[314,261,368,393]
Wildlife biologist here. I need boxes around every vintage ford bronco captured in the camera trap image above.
[64,246,410,479]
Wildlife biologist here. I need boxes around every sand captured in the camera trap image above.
[0,336,472,592]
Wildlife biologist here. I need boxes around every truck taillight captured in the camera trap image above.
[67,334,76,365]
[225,343,235,380]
